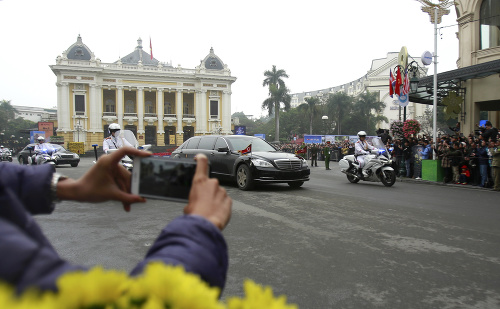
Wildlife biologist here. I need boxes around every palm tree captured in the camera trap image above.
[298,97,321,135]
[354,91,387,134]
[261,84,291,142]
[262,65,290,142]
[263,65,289,91]
[325,92,352,135]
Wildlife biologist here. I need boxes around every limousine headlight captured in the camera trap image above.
[251,158,273,168]
[301,158,308,167]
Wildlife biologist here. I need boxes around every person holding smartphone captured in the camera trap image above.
[0,148,232,294]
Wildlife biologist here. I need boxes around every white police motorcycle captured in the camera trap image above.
[338,137,396,187]
[0,148,13,162]
[92,130,151,170]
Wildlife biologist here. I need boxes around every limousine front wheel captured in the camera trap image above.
[236,164,254,190]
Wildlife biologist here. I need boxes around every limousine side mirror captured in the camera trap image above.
[218,147,230,153]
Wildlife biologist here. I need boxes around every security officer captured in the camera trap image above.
[103,123,133,153]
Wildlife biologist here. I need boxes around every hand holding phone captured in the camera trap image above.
[184,154,232,231]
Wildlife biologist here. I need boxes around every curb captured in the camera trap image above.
[398,177,498,191]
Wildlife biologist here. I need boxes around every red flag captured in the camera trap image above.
[296,145,307,154]
[149,37,153,60]
[239,144,252,155]
[395,67,402,96]
[389,70,395,98]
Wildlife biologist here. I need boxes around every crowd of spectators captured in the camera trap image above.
[277,121,500,191]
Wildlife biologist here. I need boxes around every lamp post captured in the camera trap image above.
[416,0,453,159]
[322,115,329,138]
[391,61,421,122]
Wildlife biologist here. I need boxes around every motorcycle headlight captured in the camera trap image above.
[251,158,273,168]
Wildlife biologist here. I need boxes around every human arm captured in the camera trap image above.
[130,154,232,291]
[56,147,151,211]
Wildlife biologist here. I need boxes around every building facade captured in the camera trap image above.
[291,53,428,130]
[455,0,500,134]
[50,36,236,151]
[13,105,57,123]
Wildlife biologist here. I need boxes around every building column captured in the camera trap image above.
[89,84,98,132]
[61,82,71,131]
[222,90,232,134]
[195,90,201,133]
[157,88,164,133]
[200,89,207,133]
[137,87,144,134]
[95,85,103,130]
[117,86,124,128]
[56,82,64,132]
[176,89,183,134]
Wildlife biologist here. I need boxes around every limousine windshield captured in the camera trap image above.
[225,136,276,153]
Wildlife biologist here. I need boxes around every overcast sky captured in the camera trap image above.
[0,0,458,119]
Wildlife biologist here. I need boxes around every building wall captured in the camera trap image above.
[456,0,500,134]
[51,49,236,152]
[291,52,429,130]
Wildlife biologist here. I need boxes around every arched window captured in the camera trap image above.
[125,100,135,114]
[145,100,155,114]
[480,0,500,49]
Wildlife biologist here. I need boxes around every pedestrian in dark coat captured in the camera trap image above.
[0,149,232,294]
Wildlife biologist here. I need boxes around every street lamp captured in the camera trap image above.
[416,0,453,159]
[322,115,329,137]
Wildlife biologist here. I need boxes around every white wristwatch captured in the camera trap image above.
[51,172,67,203]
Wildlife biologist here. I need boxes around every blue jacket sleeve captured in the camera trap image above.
[0,164,85,293]
[130,215,228,291]
[0,163,55,215]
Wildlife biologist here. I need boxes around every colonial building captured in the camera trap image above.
[291,52,429,130]
[50,35,236,151]
[410,0,500,136]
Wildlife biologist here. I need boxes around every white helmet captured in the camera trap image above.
[108,123,121,134]
[37,136,45,141]
[357,131,367,138]
[0,145,3,148]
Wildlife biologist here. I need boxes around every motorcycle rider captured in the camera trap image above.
[0,146,6,160]
[103,123,133,153]
[34,136,51,165]
[354,131,376,178]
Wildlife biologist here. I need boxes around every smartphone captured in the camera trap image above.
[131,156,197,202]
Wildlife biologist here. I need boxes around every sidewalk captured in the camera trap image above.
[314,159,497,191]
[398,176,498,191]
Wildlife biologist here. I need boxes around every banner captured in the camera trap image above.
[303,135,322,144]
[30,131,45,143]
[68,142,85,154]
[38,122,54,138]
[234,126,246,135]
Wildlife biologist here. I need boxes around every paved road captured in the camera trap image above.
[27,158,500,308]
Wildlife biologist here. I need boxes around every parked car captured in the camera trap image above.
[17,143,80,167]
[171,135,310,190]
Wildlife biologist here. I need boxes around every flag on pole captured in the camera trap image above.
[239,144,252,155]
[402,69,410,95]
[389,70,395,98]
[149,37,153,60]
[395,67,402,96]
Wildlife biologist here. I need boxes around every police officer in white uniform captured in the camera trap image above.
[34,136,50,165]
[103,123,133,153]
[354,131,376,178]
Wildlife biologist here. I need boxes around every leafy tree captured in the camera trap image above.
[262,84,291,142]
[325,92,352,135]
[352,91,387,135]
[262,66,290,142]
[298,97,321,135]
[0,100,17,133]
[262,65,289,90]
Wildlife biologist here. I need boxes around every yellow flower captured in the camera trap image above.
[56,266,129,308]
[227,280,298,309]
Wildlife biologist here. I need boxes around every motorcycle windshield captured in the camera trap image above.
[120,130,139,148]
[371,137,389,158]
